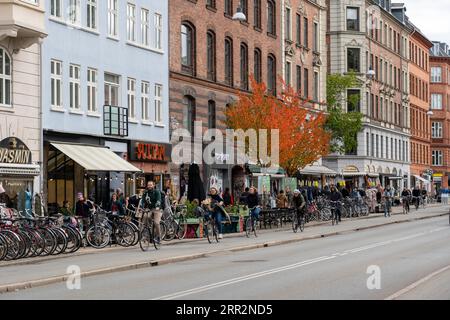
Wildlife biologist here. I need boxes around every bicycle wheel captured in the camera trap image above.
[292,213,299,233]
[0,233,8,261]
[86,225,110,249]
[299,215,305,232]
[51,228,68,255]
[152,222,161,250]
[176,216,187,240]
[206,220,213,244]
[331,210,336,226]
[245,217,252,238]
[39,228,57,256]
[213,222,219,243]
[115,222,136,247]
[163,220,176,241]
[62,226,82,253]
[15,230,32,259]
[127,221,140,246]
[139,225,151,252]
[1,230,21,260]
[253,218,258,237]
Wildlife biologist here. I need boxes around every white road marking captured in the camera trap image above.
[152,226,448,300]
[385,264,450,300]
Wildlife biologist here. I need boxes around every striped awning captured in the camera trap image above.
[0,163,40,176]
[51,143,141,173]
[299,165,338,176]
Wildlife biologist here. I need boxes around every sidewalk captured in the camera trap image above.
[0,204,447,293]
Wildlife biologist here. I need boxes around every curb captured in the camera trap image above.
[0,211,447,294]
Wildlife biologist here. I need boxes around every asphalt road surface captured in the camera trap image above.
[1,215,449,300]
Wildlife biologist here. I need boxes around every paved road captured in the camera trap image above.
[1,214,449,300]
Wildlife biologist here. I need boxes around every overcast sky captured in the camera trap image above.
[405,0,450,44]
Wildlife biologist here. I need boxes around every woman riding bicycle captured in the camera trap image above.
[246,187,261,226]
[205,187,225,239]
[401,188,411,213]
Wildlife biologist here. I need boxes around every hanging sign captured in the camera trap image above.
[0,137,32,165]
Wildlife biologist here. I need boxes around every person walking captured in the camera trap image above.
[142,181,163,244]
[383,185,394,217]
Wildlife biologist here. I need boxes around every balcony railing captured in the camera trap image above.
[103,105,128,137]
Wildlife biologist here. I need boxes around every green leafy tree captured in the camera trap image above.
[325,73,363,154]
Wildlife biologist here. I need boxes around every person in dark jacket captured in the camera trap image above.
[239,187,250,204]
[109,193,124,215]
[246,187,261,223]
[222,187,233,206]
[292,189,306,224]
[206,187,225,239]
[142,181,162,243]
[341,186,350,198]
[328,186,343,221]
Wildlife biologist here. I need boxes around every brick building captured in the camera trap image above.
[169,0,282,199]
[408,25,433,190]
[429,42,450,191]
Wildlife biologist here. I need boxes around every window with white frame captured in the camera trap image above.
[141,9,149,47]
[154,84,163,123]
[86,0,97,29]
[285,7,291,41]
[51,60,62,108]
[141,81,150,121]
[68,0,81,25]
[127,78,136,119]
[69,64,81,110]
[104,73,120,106]
[51,0,62,18]
[127,3,136,42]
[108,0,118,37]
[431,94,443,109]
[432,122,443,138]
[285,61,291,87]
[154,13,163,50]
[0,48,12,107]
[432,150,443,166]
[431,67,442,83]
[87,68,97,112]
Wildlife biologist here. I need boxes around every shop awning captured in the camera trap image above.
[414,175,431,184]
[51,143,141,173]
[246,164,286,176]
[341,172,368,177]
[299,165,338,176]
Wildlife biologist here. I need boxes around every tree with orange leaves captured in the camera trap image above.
[225,78,330,176]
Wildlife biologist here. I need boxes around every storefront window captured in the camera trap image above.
[47,148,74,211]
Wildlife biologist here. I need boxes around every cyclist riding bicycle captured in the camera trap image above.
[246,187,261,228]
[142,181,162,244]
[412,186,421,209]
[401,188,411,213]
[292,189,306,224]
[328,186,343,222]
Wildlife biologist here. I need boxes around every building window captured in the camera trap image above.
[241,0,248,21]
[296,65,301,93]
[154,84,163,123]
[254,0,261,29]
[296,14,301,44]
[141,9,150,47]
[51,0,62,18]
[51,60,62,109]
[225,37,233,86]
[208,100,216,129]
[0,48,12,107]
[224,0,233,16]
[303,68,309,98]
[313,71,319,101]
[207,30,216,81]
[285,7,291,41]
[127,78,136,119]
[267,54,276,95]
[183,96,196,135]
[181,22,195,75]
[347,48,360,73]
[206,0,216,9]
[303,17,308,48]
[240,43,249,90]
[267,0,276,36]
[154,13,163,50]
[69,0,81,25]
[254,48,262,83]
[431,67,442,83]
[347,89,360,112]
[285,61,291,87]
[69,64,80,110]
[141,81,150,121]
[346,7,359,31]
[127,3,136,42]
[432,122,443,138]
[86,0,97,29]
[87,68,97,113]
[104,73,120,106]
[108,0,118,37]
[432,150,443,166]
[431,94,442,110]
[313,22,319,52]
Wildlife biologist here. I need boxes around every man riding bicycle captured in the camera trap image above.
[401,188,411,214]
[328,186,343,222]
[142,181,162,244]
[292,189,306,224]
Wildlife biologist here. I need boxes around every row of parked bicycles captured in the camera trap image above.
[0,201,191,261]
